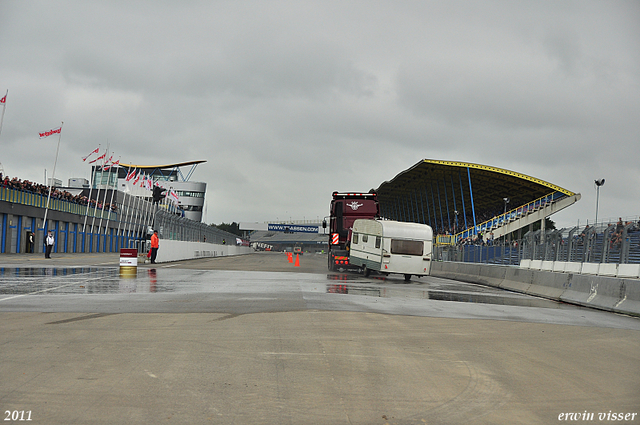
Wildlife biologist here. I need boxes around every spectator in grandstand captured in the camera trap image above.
[578,225,590,243]
[486,232,494,246]
[1,174,108,209]
[616,218,624,234]
[610,218,626,249]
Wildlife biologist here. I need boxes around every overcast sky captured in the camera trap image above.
[1,1,638,228]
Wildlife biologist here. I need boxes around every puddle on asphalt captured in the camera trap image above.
[0,267,567,309]
[0,266,102,277]
[0,267,172,295]
[325,277,566,309]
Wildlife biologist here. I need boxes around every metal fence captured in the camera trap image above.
[154,209,240,245]
[435,221,640,265]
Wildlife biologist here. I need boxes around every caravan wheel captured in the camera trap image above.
[404,274,411,282]
[363,266,371,277]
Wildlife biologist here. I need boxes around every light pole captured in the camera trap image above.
[454,210,459,234]
[503,197,510,215]
[594,179,605,225]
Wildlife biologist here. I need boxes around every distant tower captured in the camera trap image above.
[115,160,208,222]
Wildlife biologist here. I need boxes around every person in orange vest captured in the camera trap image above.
[150,230,159,264]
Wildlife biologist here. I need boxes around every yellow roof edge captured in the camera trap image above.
[421,159,575,196]
[119,160,207,169]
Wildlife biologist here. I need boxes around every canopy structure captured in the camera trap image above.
[118,160,207,182]
[374,159,579,239]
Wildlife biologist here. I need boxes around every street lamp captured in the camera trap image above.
[594,179,605,225]
[454,210,459,233]
[503,197,510,215]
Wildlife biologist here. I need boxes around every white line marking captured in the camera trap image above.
[0,276,106,302]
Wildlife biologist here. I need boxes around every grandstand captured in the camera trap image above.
[375,159,581,243]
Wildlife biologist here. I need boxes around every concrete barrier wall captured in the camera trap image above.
[431,261,640,317]
[520,260,640,279]
[154,240,252,263]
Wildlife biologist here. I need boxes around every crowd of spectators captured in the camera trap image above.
[610,217,640,248]
[0,173,117,212]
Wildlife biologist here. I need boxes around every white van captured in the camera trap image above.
[349,219,433,281]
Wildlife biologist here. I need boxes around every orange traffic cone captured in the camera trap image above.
[294,253,300,267]
[288,252,293,263]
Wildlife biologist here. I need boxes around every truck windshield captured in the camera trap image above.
[390,240,423,256]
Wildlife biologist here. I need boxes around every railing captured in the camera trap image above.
[0,186,115,219]
[454,191,566,243]
[153,209,243,245]
[1,185,243,253]
[436,234,455,246]
[435,220,640,265]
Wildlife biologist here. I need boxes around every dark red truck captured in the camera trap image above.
[323,191,379,271]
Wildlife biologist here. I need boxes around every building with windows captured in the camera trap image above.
[91,160,207,222]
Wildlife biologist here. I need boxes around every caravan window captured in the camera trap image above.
[390,239,423,256]
[353,233,359,244]
[362,235,368,243]
[375,237,381,248]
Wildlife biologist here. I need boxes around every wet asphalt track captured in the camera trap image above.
[0,252,639,424]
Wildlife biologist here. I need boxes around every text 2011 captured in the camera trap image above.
[4,411,32,421]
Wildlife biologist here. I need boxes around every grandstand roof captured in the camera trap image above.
[374,159,576,227]
[119,160,207,169]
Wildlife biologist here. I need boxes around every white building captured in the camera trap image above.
[92,160,207,222]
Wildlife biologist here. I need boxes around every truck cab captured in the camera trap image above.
[325,191,379,271]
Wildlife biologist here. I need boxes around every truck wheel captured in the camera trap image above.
[328,256,335,271]
[404,274,411,282]
[363,266,370,277]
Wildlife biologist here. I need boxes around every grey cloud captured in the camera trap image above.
[1,0,638,226]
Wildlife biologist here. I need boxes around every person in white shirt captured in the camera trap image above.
[45,230,55,258]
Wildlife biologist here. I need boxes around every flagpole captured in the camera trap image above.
[142,178,152,238]
[82,144,99,252]
[90,144,108,249]
[123,168,137,247]
[0,90,7,140]
[129,189,142,245]
[116,164,131,249]
[123,187,134,248]
[127,179,141,246]
[42,121,63,231]
[97,154,113,243]
[104,157,120,249]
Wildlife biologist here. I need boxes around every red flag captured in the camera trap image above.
[89,152,106,164]
[125,169,136,182]
[0,94,6,104]
[39,127,62,138]
[103,159,120,171]
[82,147,100,162]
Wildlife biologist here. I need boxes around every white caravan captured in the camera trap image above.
[349,219,434,281]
